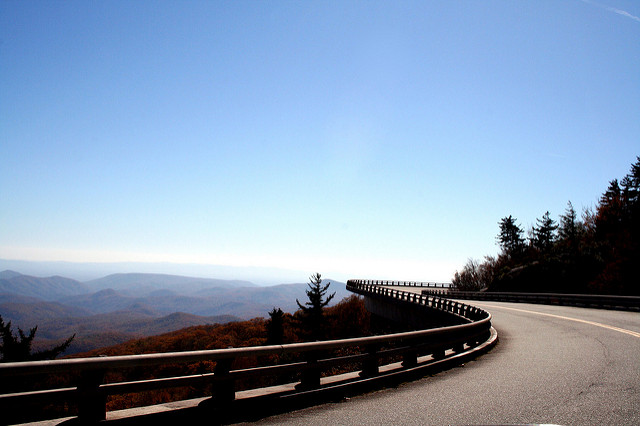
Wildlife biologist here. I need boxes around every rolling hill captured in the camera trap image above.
[0,271,89,300]
[85,273,256,296]
[32,310,241,354]
[0,270,349,355]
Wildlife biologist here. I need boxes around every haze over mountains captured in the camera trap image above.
[0,258,319,285]
[0,269,348,355]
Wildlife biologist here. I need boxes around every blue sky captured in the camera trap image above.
[1,1,638,283]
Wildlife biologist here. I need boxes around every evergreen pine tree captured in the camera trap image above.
[497,215,526,259]
[266,307,285,345]
[596,179,623,239]
[532,211,558,253]
[296,273,335,340]
[558,201,579,243]
[0,315,75,362]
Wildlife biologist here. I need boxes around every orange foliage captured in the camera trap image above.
[325,294,371,339]
[60,296,382,413]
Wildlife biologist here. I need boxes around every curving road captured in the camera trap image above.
[241,291,640,425]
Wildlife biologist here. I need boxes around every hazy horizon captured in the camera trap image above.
[0,258,346,286]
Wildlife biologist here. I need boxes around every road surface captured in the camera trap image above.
[240,295,640,425]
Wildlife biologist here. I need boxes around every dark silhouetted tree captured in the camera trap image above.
[590,158,640,294]
[596,179,624,241]
[266,307,285,345]
[497,215,525,259]
[296,273,335,340]
[621,156,640,236]
[0,315,75,362]
[558,201,579,243]
[531,211,558,254]
[460,157,640,295]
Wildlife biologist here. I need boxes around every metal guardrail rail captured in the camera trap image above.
[0,281,492,424]
[421,289,640,311]
[352,279,450,288]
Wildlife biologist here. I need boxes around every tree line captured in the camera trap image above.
[452,156,640,295]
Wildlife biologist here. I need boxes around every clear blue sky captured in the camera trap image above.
[1,1,638,283]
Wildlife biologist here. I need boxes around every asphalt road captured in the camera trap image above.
[240,297,640,425]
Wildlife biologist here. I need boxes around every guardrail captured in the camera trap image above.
[421,289,640,311]
[0,281,493,425]
[352,279,450,288]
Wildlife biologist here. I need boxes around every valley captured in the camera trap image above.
[0,270,348,355]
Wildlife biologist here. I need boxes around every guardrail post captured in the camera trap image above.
[454,303,462,315]
[360,344,379,378]
[77,369,107,422]
[402,348,418,368]
[468,328,490,348]
[211,358,235,405]
[297,352,321,390]
[432,348,446,360]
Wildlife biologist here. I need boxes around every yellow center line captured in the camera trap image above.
[473,302,640,339]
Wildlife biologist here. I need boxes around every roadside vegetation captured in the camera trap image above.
[0,315,74,362]
[452,156,640,295]
[76,291,402,413]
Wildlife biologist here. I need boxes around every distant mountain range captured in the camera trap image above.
[85,273,256,296]
[0,258,321,285]
[0,270,349,355]
[0,271,89,300]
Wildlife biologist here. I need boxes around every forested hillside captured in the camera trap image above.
[1,272,349,354]
[0,272,89,300]
[33,311,241,354]
[61,294,386,413]
[75,294,374,358]
[453,156,640,295]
